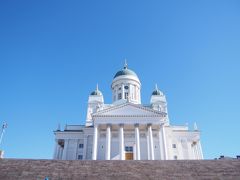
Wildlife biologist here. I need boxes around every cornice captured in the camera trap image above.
[92,102,166,117]
[94,114,165,118]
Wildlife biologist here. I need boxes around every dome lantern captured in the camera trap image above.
[111,61,141,104]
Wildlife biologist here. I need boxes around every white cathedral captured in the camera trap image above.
[53,63,203,160]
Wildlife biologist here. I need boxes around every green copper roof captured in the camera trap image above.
[90,90,102,96]
[152,84,163,96]
[114,65,138,79]
[90,84,102,96]
[152,89,162,95]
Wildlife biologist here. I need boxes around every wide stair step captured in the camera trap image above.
[0,159,240,180]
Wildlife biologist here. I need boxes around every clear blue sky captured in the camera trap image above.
[0,0,239,159]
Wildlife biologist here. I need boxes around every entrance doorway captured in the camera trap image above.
[125,146,133,160]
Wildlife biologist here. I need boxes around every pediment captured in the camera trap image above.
[92,103,166,118]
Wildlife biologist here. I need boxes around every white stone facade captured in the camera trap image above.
[53,63,203,160]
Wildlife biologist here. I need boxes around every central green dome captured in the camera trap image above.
[114,64,138,79]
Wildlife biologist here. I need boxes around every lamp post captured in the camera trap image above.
[0,122,7,158]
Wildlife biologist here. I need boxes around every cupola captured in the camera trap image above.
[111,60,141,104]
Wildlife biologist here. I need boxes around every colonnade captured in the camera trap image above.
[92,123,168,160]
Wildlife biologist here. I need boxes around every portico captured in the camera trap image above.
[91,103,168,160]
[92,123,168,160]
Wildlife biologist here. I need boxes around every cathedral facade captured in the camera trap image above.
[53,63,203,160]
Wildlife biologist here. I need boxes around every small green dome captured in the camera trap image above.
[152,84,163,96]
[90,90,102,96]
[152,89,162,95]
[114,64,138,79]
[90,84,102,96]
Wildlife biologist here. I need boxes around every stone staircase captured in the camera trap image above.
[0,159,240,180]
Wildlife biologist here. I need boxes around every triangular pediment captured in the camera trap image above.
[92,103,166,118]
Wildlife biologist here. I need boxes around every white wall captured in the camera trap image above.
[54,124,203,160]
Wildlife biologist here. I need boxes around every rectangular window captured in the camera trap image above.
[79,144,84,148]
[174,155,178,160]
[78,155,83,160]
[124,92,128,99]
[118,93,122,100]
[125,146,133,152]
[172,144,177,148]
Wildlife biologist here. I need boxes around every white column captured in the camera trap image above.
[197,141,204,159]
[83,136,88,160]
[178,140,184,160]
[187,142,194,159]
[121,84,125,99]
[105,124,111,160]
[158,128,164,160]
[59,147,63,159]
[135,124,141,160]
[194,142,201,160]
[57,146,60,159]
[56,145,60,159]
[148,124,155,160]
[62,139,69,160]
[92,125,98,160]
[134,85,137,100]
[160,124,168,160]
[119,124,125,160]
[53,140,58,159]
[191,142,196,159]
[193,142,198,159]
[146,131,150,160]
[128,84,130,100]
